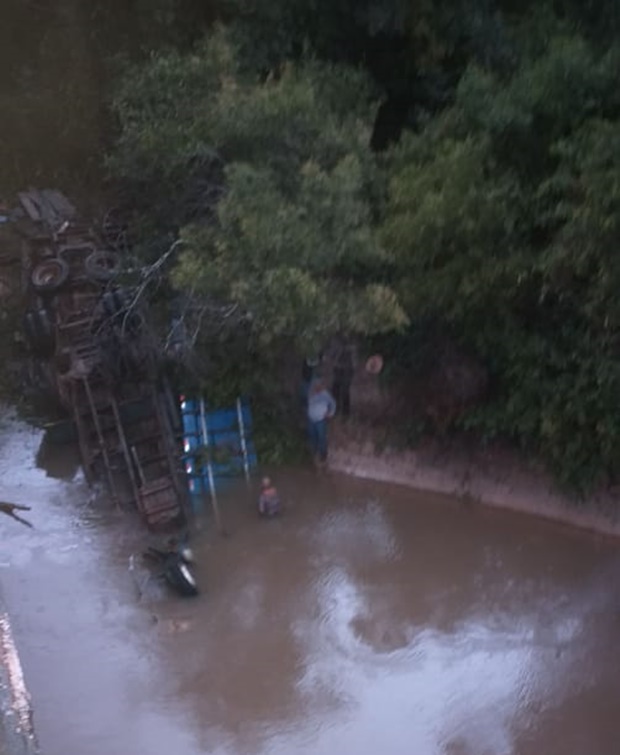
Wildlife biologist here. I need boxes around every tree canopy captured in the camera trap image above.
[110,30,406,350]
[381,28,620,489]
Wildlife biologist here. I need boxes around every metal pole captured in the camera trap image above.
[199,398,225,534]
[236,397,251,484]
[110,395,140,508]
[83,377,119,507]
[150,384,186,510]
[70,382,94,485]
[131,445,146,486]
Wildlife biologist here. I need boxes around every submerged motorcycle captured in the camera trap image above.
[142,540,199,597]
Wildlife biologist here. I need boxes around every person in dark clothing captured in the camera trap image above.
[332,343,355,419]
[301,357,316,384]
[300,353,322,406]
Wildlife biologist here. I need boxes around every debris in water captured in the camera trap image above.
[0,501,33,528]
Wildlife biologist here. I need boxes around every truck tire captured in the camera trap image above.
[85,250,121,282]
[31,258,69,293]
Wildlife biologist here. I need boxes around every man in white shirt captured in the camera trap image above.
[307,380,336,464]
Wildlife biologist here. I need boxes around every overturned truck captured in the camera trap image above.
[16,189,188,531]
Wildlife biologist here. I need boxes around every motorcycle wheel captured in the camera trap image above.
[165,560,199,597]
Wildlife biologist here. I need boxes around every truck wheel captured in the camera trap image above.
[31,258,69,293]
[85,250,121,282]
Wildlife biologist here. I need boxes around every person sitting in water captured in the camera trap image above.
[258,477,281,518]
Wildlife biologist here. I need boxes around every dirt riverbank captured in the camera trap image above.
[329,421,620,540]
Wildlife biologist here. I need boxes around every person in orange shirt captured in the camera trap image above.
[258,477,281,518]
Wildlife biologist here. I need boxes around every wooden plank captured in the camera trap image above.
[140,477,175,495]
[146,512,179,529]
[140,492,180,525]
[144,505,179,519]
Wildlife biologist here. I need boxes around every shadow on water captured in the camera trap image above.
[35,433,82,482]
[1,408,620,755]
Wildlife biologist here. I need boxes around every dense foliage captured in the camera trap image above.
[381,31,620,489]
[110,30,406,350]
[5,0,620,489]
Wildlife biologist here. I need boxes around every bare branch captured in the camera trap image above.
[115,239,184,339]
[0,502,33,529]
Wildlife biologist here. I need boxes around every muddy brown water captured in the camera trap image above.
[1,410,620,755]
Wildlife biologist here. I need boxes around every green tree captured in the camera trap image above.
[110,29,407,350]
[381,26,620,491]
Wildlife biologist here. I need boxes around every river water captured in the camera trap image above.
[1,410,620,755]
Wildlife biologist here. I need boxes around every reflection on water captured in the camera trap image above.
[1,408,620,755]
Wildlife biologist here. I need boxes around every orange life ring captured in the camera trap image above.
[365,354,384,374]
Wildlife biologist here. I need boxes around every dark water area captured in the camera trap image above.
[1,409,620,755]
